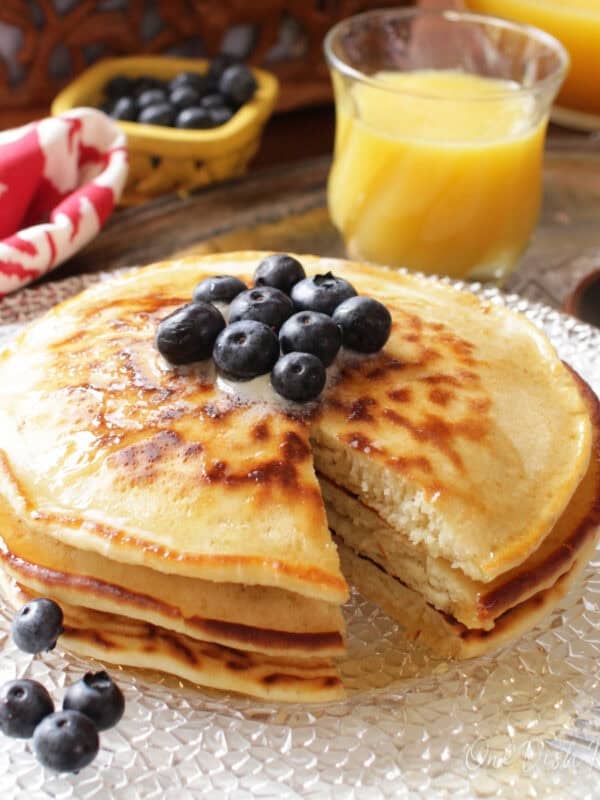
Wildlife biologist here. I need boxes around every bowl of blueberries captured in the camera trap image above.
[52,55,278,205]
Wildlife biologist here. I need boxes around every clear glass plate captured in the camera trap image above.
[0,273,599,800]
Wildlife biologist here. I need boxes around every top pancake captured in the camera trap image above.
[0,252,592,591]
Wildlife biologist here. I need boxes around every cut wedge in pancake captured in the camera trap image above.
[326,370,600,651]
[336,523,599,660]
[0,250,597,698]
[310,260,592,583]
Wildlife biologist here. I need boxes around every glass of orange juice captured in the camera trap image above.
[467,1,600,127]
[324,9,568,282]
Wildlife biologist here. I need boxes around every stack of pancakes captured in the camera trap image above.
[0,252,597,701]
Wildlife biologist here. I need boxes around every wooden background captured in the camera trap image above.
[0,0,411,128]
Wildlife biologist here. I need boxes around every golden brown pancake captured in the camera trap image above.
[0,516,345,658]
[0,251,596,697]
[329,370,600,648]
[0,577,343,703]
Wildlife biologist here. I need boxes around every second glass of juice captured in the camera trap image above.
[324,9,568,282]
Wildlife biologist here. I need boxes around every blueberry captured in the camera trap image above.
[192,275,246,304]
[137,88,167,108]
[207,54,238,86]
[213,320,279,381]
[279,311,341,367]
[33,710,99,773]
[229,287,294,330]
[110,96,137,121]
[254,254,306,295]
[209,107,233,127]
[11,598,63,654]
[333,296,392,353]
[105,74,133,99]
[0,680,53,738]
[170,85,201,110]
[156,302,225,365]
[138,102,176,127]
[175,107,212,129]
[271,352,326,403]
[218,64,257,107]
[133,75,164,96]
[201,92,227,110]
[63,671,124,732]
[291,272,357,316]
[168,71,209,95]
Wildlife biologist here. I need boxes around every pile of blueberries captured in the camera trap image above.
[102,55,257,130]
[156,254,392,403]
[0,598,125,773]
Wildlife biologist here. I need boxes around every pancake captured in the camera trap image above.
[336,525,599,660]
[325,370,600,636]
[1,578,343,704]
[0,507,345,658]
[0,250,597,697]
[310,260,592,583]
[0,317,346,602]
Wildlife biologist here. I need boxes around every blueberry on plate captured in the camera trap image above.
[279,311,341,367]
[271,352,326,403]
[156,302,225,364]
[138,102,176,127]
[0,680,54,738]
[136,88,167,109]
[213,320,279,381]
[170,85,201,110]
[291,272,357,316]
[333,296,392,353]
[192,275,246,305]
[254,254,306,295]
[209,107,233,127]
[63,671,124,732]
[33,710,99,773]
[175,107,212,129]
[11,598,63,654]
[109,96,137,121]
[105,74,133,99]
[229,286,294,330]
[218,64,257,107]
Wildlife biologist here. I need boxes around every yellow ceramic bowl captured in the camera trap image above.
[52,56,279,205]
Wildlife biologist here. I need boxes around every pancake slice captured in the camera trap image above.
[325,370,600,653]
[0,310,347,603]
[1,579,343,703]
[311,258,592,584]
[336,526,599,660]
[0,511,345,659]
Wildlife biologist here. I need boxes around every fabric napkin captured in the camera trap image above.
[0,108,128,296]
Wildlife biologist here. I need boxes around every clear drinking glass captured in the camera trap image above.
[324,9,569,282]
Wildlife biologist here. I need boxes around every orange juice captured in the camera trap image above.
[468,0,600,115]
[327,70,546,279]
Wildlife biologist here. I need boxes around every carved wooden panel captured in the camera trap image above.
[0,0,413,123]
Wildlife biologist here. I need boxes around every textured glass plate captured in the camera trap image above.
[0,273,599,800]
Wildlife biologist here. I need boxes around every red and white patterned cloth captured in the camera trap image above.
[0,108,128,296]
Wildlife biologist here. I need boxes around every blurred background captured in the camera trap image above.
[0,1,416,166]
